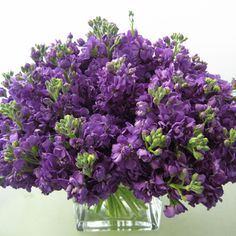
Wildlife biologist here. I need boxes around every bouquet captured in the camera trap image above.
[0,12,235,219]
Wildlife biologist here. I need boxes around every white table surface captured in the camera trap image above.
[0,184,235,236]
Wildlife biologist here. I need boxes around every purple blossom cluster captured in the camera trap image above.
[0,16,235,218]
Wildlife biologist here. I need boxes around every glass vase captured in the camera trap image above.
[74,187,162,232]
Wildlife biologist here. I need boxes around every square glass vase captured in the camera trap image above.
[74,196,162,232]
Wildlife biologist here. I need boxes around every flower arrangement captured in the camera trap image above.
[0,12,235,219]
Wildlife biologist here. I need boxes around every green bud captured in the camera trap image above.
[87,154,96,163]
[0,176,4,184]
[171,33,188,43]
[204,77,221,94]
[190,184,204,194]
[114,35,121,45]
[171,33,188,58]
[76,152,96,177]
[186,174,204,194]
[55,114,83,139]
[189,137,197,145]
[150,138,160,148]
[223,128,228,136]
[230,129,236,141]
[205,77,216,85]
[56,44,72,55]
[4,141,39,165]
[12,141,19,148]
[213,85,221,92]
[106,57,126,74]
[148,86,170,105]
[0,87,7,97]
[150,129,156,136]
[0,100,16,120]
[193,150,203,160]
[3,144,15,162]
[2,71,14,88]
[153,148,162,156]
[91,47,98,58]
[31,44,47,62]
[224,128,236,148]
[62,83,71,94]
[156,128,162,134]
[56,51,63,58]
[50,57,57,66]
[0,100,22,128]
[160,135,166,143]
[2,71,14,81]
[169,173,204,198]
[87,16,119,40]
[232,78,236,90]
[107,35,122,59]
[129,11,135,37]
[88,20,93,27]
[31,145,38,157]
[199,106,215,124]
[187,128,209,160]
[179,168,188,182]
[87,16,121,59]
[45,78,63,102]
[143,128,166,156]
[144,135,152,144]
[199,145,210,152]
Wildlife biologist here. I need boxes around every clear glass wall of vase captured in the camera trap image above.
[74,186,162,232]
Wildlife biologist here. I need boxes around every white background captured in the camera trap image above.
[0,0,236,235]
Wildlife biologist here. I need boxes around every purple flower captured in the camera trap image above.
[164,201,187,218]
[0,16,235,218]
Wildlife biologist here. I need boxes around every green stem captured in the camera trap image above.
[100,186,147,218]
[119,187,147,212]
[106,194,116,217]
[94,199,104,214]
[113,192,129,217]
[118,188,140,216]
